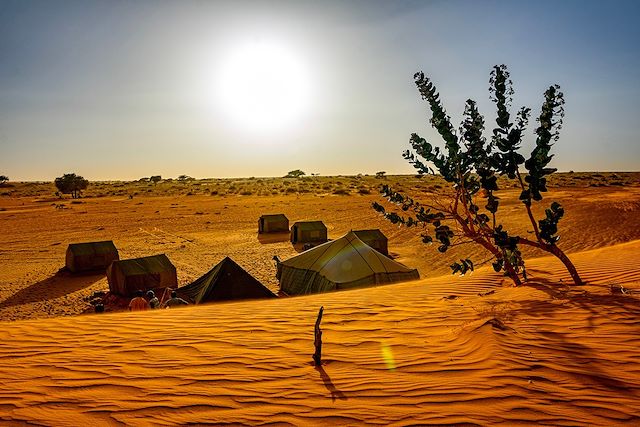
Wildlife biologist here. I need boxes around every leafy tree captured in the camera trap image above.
[54,173,89,199]
[0,175,8,185]
[150,175,162,184]
[373,65,582,286]
[284,169,306,178]
[177,174,193,182]
[375,171,387,179]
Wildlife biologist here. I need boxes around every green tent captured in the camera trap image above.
[353,229,389,256]
[258,214,289,233]
[278,231,419,295]
[178,257,276,304]
[66,241,119,273]
[107,254,177,297]
[290,221,327,244]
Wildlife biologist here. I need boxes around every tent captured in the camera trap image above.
[177,257,276,304]
[107,254,177,297]
[353,229,389,256]
[277,231,419,295]
[66,241,119,273]
[258,214,289,233]
[290,221,327,244]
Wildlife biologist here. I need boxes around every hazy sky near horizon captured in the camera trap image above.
[1,0,639,180]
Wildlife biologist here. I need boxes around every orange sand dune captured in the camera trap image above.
[1,240,639,426]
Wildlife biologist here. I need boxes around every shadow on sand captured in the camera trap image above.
[257,232,290,244]
[0,269,104,309]
[315,364,347,402]
[495,273,640,396]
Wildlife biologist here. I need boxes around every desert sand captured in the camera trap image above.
[1,173,640,425]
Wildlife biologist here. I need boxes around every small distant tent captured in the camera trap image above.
[66,241,119,273]
[107,254,177,297]
[290,221,328,244]
[258,214,289,233]
[178,257,276,304]
[353,229,389,256]
[278,231,419,295]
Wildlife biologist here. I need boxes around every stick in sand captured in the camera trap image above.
[313,306,324,366]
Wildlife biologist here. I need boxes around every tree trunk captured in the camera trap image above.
[547,244,584,286]
[518,238,584,286]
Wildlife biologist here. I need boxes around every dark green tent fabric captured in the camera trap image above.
[258,214,289,233]
[178,257,276,304]
[290,221,327,244]
[353,229,389,256]
[66,241,119,273]
[278,231,419,295]
[107,254,177,297]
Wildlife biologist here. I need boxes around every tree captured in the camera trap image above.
[375,171,386,179]
[284,169,306,178]
[0,175,8,185]
[54,173,89,199]
[373,65,582,286]
[150,175,162,184]
[177,174,193,182]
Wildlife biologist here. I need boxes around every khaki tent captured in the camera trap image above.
[66,241,119,273]
[178,257,276,304]
[107,254,177,297]
[278,231,419,295]
[353,229,389,256]
[290,221,327,244]
[258,214,289,233]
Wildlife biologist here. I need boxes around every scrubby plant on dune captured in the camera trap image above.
[373,65,583,286]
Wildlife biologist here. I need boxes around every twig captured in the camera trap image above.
[313,306,324,366]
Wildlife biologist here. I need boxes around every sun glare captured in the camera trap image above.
[216,41,311,133]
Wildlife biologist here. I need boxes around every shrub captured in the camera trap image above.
[373,65,582,286]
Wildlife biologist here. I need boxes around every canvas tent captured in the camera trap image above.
[278,231,419,295]
[258,214,289,233]
[353,229,389,256]
[177,257,276,304]
[107,254,177,297]
[66,241,119,273]
[290,221,327,244]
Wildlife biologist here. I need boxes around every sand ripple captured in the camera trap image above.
[1,241,640,425]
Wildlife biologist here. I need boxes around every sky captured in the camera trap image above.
[0,0,639,180]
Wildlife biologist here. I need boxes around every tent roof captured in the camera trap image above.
[111,254,175,277]
[178,257,275,303]
[67,241,117,256]
[260,214,288,221]
[353,229,387,241]
[291,221,326,231]
[280,231,416,284]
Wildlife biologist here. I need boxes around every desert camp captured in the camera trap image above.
[258,214,289,233]
[2,0,640,425]
[278,231,419,295]
[107,254,178,297]
[65,241,119,273]
[290,220,328,244]
[177,257,276,303]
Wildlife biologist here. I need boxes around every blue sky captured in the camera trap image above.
[1,0,639,180]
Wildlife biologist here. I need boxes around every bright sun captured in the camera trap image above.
[217,41,311,133]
